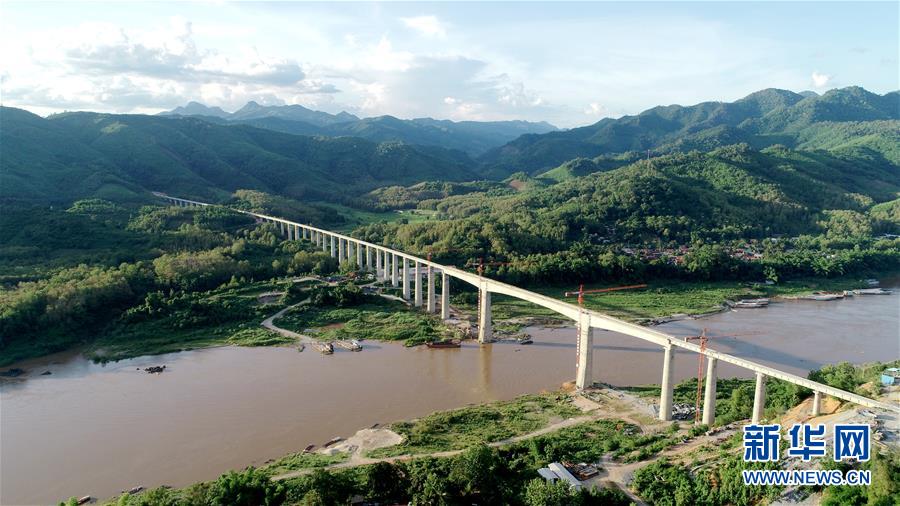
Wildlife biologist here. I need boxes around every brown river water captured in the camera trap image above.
[2,289,898,505]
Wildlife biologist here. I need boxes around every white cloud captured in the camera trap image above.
[367,36,415,72]
[584,102,608,117]
[3,3,890,127]
[811,71,832,88]
[1,16,342,114]
[400,15,446,38]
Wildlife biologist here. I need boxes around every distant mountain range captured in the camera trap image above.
[0,107,477,204]
[2,86,897,208]
[479,86,900,177]
[160,101,557,156]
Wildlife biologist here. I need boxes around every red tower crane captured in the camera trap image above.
[685,328,762,423]
[465,257,511,276]
[563,283,648,384]
[563,284,649,306]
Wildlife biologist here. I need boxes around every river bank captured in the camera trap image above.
[2,277,897,504]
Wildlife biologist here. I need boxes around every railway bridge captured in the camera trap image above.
[155,192,900,423]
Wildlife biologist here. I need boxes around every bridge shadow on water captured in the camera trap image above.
[497,331,819,374]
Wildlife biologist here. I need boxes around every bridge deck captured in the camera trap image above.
[156,193,899,413]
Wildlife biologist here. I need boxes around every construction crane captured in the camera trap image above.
[685,328,762,423]
[465,257,511,277]
[460,258,512,341]
[563,283,649,306]
[564,283,648,385]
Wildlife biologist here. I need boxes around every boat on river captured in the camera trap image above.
[335,340,362,351]
[802,292,845,301]
[851,288,892,295]
[323,437,343,448]
[729,298,770,309]
[426,339,461,349]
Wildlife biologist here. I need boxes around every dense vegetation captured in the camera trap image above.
[353,143,900,287]
[82,373,900,506]
[0,107,478,204]
[631,455,782,506]
[0,203,341,364]
[276,284,453,347]
[367,394,582,458]
[163,99,557,156]
[3,93,896,363]
[479,87,899,176]
[6,86,899,506]
[87,443,633,506]
[627,360,900,425]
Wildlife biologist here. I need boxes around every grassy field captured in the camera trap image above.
[443,275,891,327]
[531,276,887,322]
[366,393,582,458]
[276,296,454,346]
[450,292,565,323]
[262,451,349,475]
[310,201,436,232]
[84,279,299,362]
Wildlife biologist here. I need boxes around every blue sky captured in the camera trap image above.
[1,1,897,127]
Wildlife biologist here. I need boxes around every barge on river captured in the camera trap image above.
[426,339,462,349]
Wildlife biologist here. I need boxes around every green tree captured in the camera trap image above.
[448,444,504,501]
[364,462,406,502]
[523,478,579,506]
[208,468,285,506]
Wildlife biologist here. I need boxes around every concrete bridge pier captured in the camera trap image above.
[441,273,450,320]
[811,391,822,416]
[321,234,328,252]
[385,250,392,281]
[414,263,423,307]
[426,267,436,313]
[366,246,373,272]
[338,239,345,262]
[356,243,363,269]
[575,315,593,389]
[330,236,336,257]
[385,253,392,288]
[376,249,384,280]
[402,259,410,299]
[752,372,767,424]
[702,357,718,426]
[659,344,675,421]
[478,287,492,343]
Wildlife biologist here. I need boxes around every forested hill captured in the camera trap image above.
[355,143,900,268]
[0,107,478,204]
[479,86,900,177]
[161,101,558,156]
